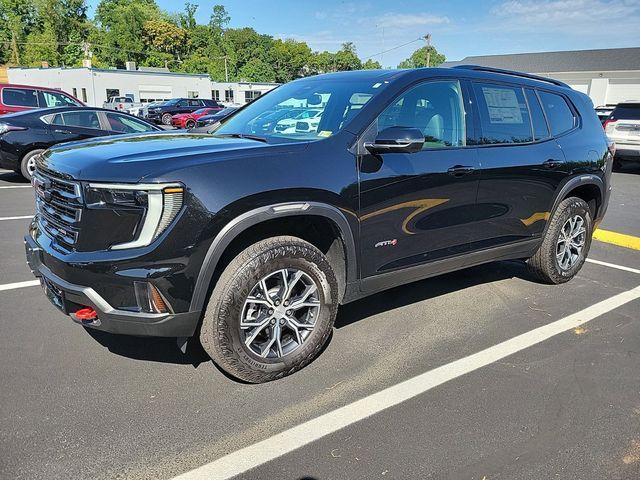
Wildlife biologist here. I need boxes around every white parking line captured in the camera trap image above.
[0,185,31,189]
[172,285,640,480]
[0,280,40,292]
[586,258,640,275]
[0,215,32,221]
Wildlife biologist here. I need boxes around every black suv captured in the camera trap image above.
[25,66,612,383]
[146,98,223,125]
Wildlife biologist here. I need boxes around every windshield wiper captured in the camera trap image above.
[213,133,268,143]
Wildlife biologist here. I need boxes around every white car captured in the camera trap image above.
[604,101,640,168]
[274,109,322,133]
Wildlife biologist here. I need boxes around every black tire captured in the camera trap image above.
[200,236,339,383]
[613,157,623,171]
[20,149,45,180]
[527,197,593,284]
[161,113,173,125]
[185,119,196,129]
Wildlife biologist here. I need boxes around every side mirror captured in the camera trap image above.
[364,126,424,154]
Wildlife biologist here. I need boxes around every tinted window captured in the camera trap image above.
[105,112,155,133]
[538,91,576,135]
[525,89,550,140]
[38,90,78,108]
[473,83,532,144]
[188,99,201,107]
[62,111,101,129]
[2,88,38,107]
[177,100,189,107]
[378,80,466,149]
[610,104,640,121]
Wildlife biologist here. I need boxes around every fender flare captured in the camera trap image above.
[543,174,605,237]
[189,202,358,312]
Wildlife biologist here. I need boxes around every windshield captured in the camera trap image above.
[214,77,387,142]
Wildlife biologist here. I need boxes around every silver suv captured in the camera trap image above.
[605,102,640,168]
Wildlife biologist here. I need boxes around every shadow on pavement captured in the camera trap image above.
[84,259,535,368]
[0,170,30,184]
[613,162,640,174]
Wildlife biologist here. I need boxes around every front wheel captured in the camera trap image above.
[185,119,196,129]
[20,149,45,180]
[527,197,593,284]
[200,236,339,383]
[161,113,173,125]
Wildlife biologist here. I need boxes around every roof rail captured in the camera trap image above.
[452,65,570,88]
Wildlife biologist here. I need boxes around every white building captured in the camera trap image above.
[8,65,212,107]
[444,47,640,106]
[210,81,279,105]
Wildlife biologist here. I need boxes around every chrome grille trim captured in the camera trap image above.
[33,169,82,251]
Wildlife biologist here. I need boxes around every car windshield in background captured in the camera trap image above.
[213,77,387,142]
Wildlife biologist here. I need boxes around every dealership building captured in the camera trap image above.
[444,47,640,106]
[7,64,278,106]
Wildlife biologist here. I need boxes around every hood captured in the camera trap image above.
[41,132,284,182]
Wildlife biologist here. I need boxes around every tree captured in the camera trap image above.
[362,58,382,69]
[179,2,197,31]
[0,0,38,64]
[398,45,445,69]
[209,4,229,31]
[270,38,311,82]
[334,42,361,71]
[143,20,187,56]
[22,24,59,65]
[238,58,275,82]
[308,51,336,74]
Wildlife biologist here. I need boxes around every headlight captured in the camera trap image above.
[86,183,184,250]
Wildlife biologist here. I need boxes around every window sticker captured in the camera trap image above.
[481,87,523,124]
[317,130,332,138]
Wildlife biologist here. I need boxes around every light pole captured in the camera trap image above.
[424,34,432,68]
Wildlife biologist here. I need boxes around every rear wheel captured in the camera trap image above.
[161,113,172,125]
[20,149,45,180]
[200,236,339,383]
[527,197,593,284]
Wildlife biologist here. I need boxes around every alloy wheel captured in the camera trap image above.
[556,214,586,270]
[240,268,321,359]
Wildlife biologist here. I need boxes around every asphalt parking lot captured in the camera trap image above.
[1,166,639,480]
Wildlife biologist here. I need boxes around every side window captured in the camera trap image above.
[189,99,201,107]
[62,111,101,129]
[377,80,466,149]
[2,88,38,107]
[538,91,576,136]
[473,83,532,144]
[38,90,78,108]
[525,89,550,141]
[105,112,155,133]
[177,100,189,107]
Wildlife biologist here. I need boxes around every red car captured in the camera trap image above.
[171,107,223,129]
[0,83,83,116]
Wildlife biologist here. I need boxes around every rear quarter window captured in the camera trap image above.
[2,88,39,107]
[538,91,576,136]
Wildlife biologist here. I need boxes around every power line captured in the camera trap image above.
[361,37,423,61]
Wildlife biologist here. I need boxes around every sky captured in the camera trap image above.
[89,0,640,68]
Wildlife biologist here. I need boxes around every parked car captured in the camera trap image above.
[595,104,616,125]
[25,66,611,383]
[246,108,301,134]
[0,106,160,179]
[604,101,640,169]
[171,107,222,129]
[103,96,137,111]
[0,83,83,116]
[274,109,323,133]
[128,101,164,118]
[193,106,239,128]
[146,98,222,125]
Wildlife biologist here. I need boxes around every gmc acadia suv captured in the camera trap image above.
[25,66,612,383]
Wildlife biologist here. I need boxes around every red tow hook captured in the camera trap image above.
[73,308,98,321]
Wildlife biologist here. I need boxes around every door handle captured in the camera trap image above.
[447,165,475,177]
[543,159,563,169]
[53,129,72,134]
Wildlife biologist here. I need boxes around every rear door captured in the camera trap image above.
[472,82,567,246]
[47,110,111,143]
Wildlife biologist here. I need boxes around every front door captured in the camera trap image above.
[358,79,480,279]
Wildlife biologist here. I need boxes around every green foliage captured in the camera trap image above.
[1,0,392,83]
[398,46,445,69]
[362,59,382,69]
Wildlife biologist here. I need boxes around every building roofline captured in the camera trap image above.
[7,66,211,78]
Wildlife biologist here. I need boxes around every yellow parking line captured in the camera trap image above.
[593,229,640,251]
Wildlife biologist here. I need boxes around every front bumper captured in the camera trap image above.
[24,234,200,337]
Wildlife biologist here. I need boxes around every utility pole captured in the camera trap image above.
[424,34,432,68]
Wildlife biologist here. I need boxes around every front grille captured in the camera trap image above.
[33,169,83,251]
